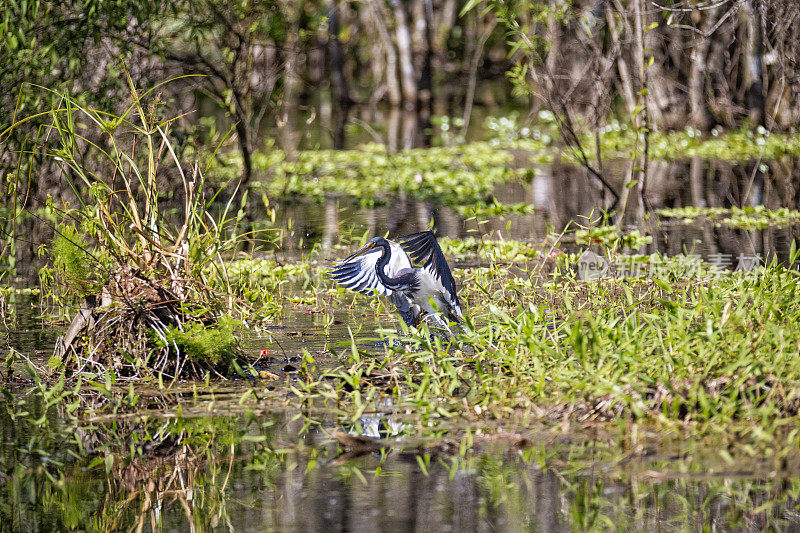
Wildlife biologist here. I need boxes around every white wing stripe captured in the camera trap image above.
[330,243,411,297]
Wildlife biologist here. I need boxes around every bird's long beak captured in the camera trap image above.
[342,241,376,262]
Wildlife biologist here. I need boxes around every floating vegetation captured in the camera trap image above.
[574,226,653,249]
[454,199,538,218]
[199,122,800,210]
[439,236,552,263]
[587,123,800,162]
[209,142,531,205]
[483,110,557,146]
[658,205,800,229]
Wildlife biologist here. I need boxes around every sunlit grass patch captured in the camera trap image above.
[285,247,800,433]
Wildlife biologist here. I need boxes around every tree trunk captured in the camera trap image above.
[414,0,434,146]
[461,19,496,141]
[278,8,303,159]
[743,0,766,127]
[606,7,637,115]
[328,0,351,149]
[391,0,417,108]
[388,105,401,153]
[544,0,562,99]
[688,8,719,130]
[367,0,402,106]
[643,13,667,129]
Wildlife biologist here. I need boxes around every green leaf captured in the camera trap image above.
[459,0,483,17]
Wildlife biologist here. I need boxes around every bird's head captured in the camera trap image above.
[343,237,387,262]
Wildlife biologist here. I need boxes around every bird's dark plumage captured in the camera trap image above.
[400,231,462,316]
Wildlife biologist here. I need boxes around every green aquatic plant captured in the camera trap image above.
[51,223,105,297]
[208,142,527,205]
[595,123,800,162]
[574,226,652,249]
[439,236,549,262]
[3,379,799,532]
[483,111,558,147]
[454,199,538,218]
[431,115,465,145]
[164,321,240,368]
[198,121,800,210]
[658,205,800,229]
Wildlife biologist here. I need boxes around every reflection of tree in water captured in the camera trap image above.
[265,444,800,531]
[0,392,276,530]
[473,157,800,265]
[71,414,242,529]
[3,395,800,530]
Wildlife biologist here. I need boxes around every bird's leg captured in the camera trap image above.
[421,313,454,341]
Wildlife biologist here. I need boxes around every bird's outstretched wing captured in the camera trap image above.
[330,241,411,296]
[400,231,462,314]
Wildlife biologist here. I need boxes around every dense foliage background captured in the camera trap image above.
[2,0,799,226]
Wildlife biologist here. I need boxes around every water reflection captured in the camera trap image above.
[269,157,800,266]
[2,401,800,531]
[6,157,800,274]
[355,399,406,440]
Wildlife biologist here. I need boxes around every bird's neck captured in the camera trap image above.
[375,244,411,289]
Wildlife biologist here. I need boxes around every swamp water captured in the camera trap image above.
[272,156,800,265]
[4,158,800,531]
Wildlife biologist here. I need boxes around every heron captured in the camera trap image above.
[330,231,462,329]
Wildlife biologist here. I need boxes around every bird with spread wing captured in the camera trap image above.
[329,231,462,329]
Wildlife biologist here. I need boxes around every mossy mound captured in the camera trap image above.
[52,267,243,381]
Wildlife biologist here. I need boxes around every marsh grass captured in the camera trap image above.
[4,78,259,381]
[235,241,800,437]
